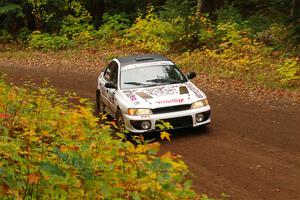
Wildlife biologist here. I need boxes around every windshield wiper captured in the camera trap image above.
[124,81,144,85]
[147,79,184,84]
[123,82,157,87]
[146,79,167,83]
[169,80,184,84]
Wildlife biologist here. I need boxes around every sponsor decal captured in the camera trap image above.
[185,82,203,98]
[124,91,140,105]
[141,85,178,97]
[156,98,184,104]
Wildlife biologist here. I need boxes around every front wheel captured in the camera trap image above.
[116,109,126,132]
[96,90,105,113]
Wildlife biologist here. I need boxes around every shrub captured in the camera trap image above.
[124,6,180,52]
[29,31,73,50]
[0,29,12,43]
[256,23,290,49]
[277,57,300,87]
[0,79,196,199]
[17,27,30,42]
[95,13,130,42]
[59,2,95,45]
[59,15,95,45]
[216,5,243,24]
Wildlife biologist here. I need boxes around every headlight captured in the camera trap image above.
[191,99,208,109]
[128,108,152,115]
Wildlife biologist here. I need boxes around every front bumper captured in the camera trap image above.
[122,105,211,133]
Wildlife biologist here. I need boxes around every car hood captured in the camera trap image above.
[121,82,206,108]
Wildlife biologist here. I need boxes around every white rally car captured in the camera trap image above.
[96,54,211,133]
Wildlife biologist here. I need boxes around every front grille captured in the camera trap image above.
[152,104,191,114]
[155,116,193,130]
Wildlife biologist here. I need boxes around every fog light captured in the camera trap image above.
[196,113,204,123]
[141,121,151,130]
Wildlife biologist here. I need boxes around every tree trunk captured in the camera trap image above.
[197,0,204,16]
[86,0,104,28]
[195,0,204,47]
[290,0,300,17]
[291,0,296,17]
[34,15,42,31]
[197,0,224,16]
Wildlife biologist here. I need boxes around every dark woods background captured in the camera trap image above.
[1,0,300,37]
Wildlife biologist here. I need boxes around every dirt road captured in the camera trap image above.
[1,64,300,200]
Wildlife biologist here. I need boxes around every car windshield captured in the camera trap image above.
[121,65,187,89]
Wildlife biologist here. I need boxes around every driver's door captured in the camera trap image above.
[101,61,118,115]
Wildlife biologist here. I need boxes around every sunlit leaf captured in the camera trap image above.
[160,131,171,142]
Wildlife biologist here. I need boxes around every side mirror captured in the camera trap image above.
[187,72,196,79]
[105,82,117,89]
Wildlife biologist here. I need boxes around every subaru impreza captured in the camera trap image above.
[96,54,211,133]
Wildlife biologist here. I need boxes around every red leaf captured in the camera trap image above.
[0,113,10,119]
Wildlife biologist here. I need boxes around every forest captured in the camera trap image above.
[1,1,300,199]
[1,0,300,88]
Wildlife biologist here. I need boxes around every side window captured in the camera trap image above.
[104,61,118,85]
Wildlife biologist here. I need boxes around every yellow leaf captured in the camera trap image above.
[160,131,171,142]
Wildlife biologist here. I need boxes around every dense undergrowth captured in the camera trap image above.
[0,78,200,199]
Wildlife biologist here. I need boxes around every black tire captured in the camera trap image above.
[96,90,105,113]
[116,109,126,132]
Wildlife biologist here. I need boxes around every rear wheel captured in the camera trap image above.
[96,90,105,113]
[116,109,126,132]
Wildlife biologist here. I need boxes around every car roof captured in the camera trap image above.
[116,54,171,66]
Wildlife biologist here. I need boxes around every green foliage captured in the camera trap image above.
[27,0,55,29]
[26,1,96,48]
[95,13,130,42]
[160,0,194,19]
[188,14,216,48]
[0,3,24,31]
[59,1,95,45]
[0,29,12,43]
[277,58,300,86]
[257,23,291,49]
[17,27,31,42]
[216,5,243,24]
[29,31,73,50]
[1,0,300,89]
[124,6,180,52]
[0,78,196,199]
[60,2,93,35]
[0,3,23,17]
[216,22,245,48]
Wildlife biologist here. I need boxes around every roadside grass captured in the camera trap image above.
[174,50,288,89]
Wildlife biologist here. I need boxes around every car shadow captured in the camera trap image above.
[141,125,212,143]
